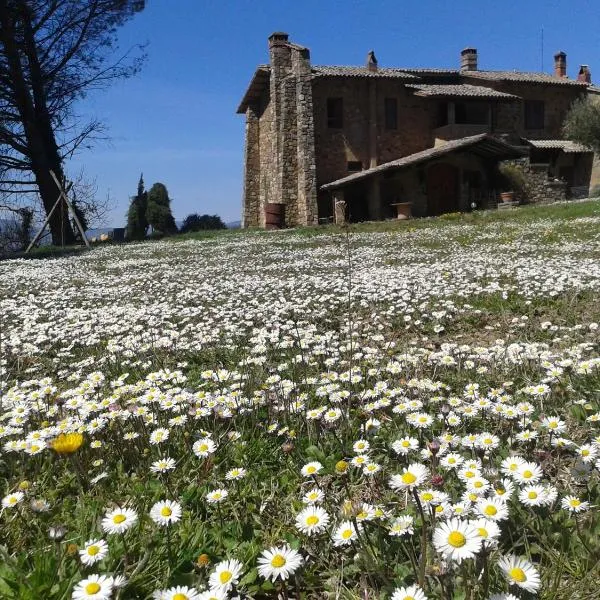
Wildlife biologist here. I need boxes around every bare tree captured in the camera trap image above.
[0,0,145,245]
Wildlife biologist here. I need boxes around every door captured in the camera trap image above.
[426,163,459,216]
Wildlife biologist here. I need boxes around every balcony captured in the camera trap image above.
[433,123,490,145]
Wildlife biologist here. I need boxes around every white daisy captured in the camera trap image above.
[208,558,244,592]
[257,545,303,581]
[72,574,114,599]
[206,489,228,504]
[389,463,428,491]
[295,506,330,535]
[79,539,109,566]
[391,584,428,600]
[193,437,217,458]
[497,555,541,593]
[333,520,360,546]
[149,500,182,526]
[1,491,24,508]
[432,518,482,563]
[301,461,323,477]
[101,507,138,534]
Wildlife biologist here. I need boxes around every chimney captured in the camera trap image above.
[460,48,478,71]
[578,64,592,83]
[366,50,378,72]
[268,31,289,47]
[554,51,567,77]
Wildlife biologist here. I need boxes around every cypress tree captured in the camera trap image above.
[146,182,177,235]
[126,173,148,240]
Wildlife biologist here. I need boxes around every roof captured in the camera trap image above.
[464,70,588,86]
[311,65,418,79]
[523,139,593,153]
[407,83,519,99]
[237,66,270,113]
[321,134,526,191]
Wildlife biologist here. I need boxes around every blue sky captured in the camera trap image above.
[69,0,600,226]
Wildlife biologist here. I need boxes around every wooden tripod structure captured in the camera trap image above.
[26,170,90,253]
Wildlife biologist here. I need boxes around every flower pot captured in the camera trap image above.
[500,191,515,203]
[391,202,413,220]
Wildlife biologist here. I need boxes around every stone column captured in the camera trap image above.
[367,176,382,221]
[242,104,260,227]
[368,80,378,168]
[333,190,346,224]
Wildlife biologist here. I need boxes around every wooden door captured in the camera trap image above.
[426,163,459,216]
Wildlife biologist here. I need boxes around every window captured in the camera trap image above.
[384,97,398,130]
[327,97,343,128]
[455,102,489,125]
[347,161,362,172]
[525,100,545,129]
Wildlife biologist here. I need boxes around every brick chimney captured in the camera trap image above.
[268,31,289,47]
[578,64,592,83]
[554,51,567,77]
[366,50,378,72]
[460,48,478,71]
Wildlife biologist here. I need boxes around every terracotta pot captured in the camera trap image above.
[500,191,515,203]
[392,202,413,220]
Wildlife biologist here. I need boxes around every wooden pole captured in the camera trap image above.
[26,194,63,252]
[49,170,90,248]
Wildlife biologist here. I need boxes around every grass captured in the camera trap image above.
[1,198,600,599]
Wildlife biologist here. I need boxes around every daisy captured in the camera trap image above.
[440,452,464,470]
[72,574,114,599]
[391,584,428,600]
[257,545,303,581]
[513,462,543,484]
[79,539,109,566]
[2,491,24,508]
[518,485,546,507]
[206,489,228,504]
[225,467,247,480]
[149,428,169,444]
[193,437,216,458]
[208,558,244,592]
[155,586,202,600]
[362,462,381,476]
[295,506,330,535]
[392,437,419,455]
[388,515,414,537]
[500,456,525,477]
[471,518,500,548]
[561,495,590,513]
[150,457,176,473]
[333,520,360,546]
[497,555,541,593]
[487,594,520,600]
[101,507,138,534]
[197,591,227,600]
[302,488,324,504]
[301,461,323,477]
[432,518,482,563]
[352,439,370,453]
[150,500,182,526]
[389,463,428,491]
[475,497,509,521]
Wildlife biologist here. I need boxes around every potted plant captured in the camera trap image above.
[498,163,527,203]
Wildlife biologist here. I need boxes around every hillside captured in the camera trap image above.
[1,201,600,599]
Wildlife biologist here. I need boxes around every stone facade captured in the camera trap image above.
[238,35,595,226]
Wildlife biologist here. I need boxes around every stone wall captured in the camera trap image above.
[240,35,318,228]
[501,158,567,204]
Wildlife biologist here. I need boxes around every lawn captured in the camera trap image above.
[1,201,600,600]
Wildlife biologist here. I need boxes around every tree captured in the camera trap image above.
[125,173,148,240]
[180,213,227,233]
[563,96,600,153]
[0,1,146,245]
[146,182,177,235]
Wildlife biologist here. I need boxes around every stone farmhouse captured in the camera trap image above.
[237,32,598,227]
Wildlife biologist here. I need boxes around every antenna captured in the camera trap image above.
[541,25,544,72]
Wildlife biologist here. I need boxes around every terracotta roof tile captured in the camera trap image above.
[464,70,588,86]
[321,134,526,190]
[407,83,519,99]
[312,66,418,79]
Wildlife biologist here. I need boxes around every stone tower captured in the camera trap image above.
[241,33,318,227]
